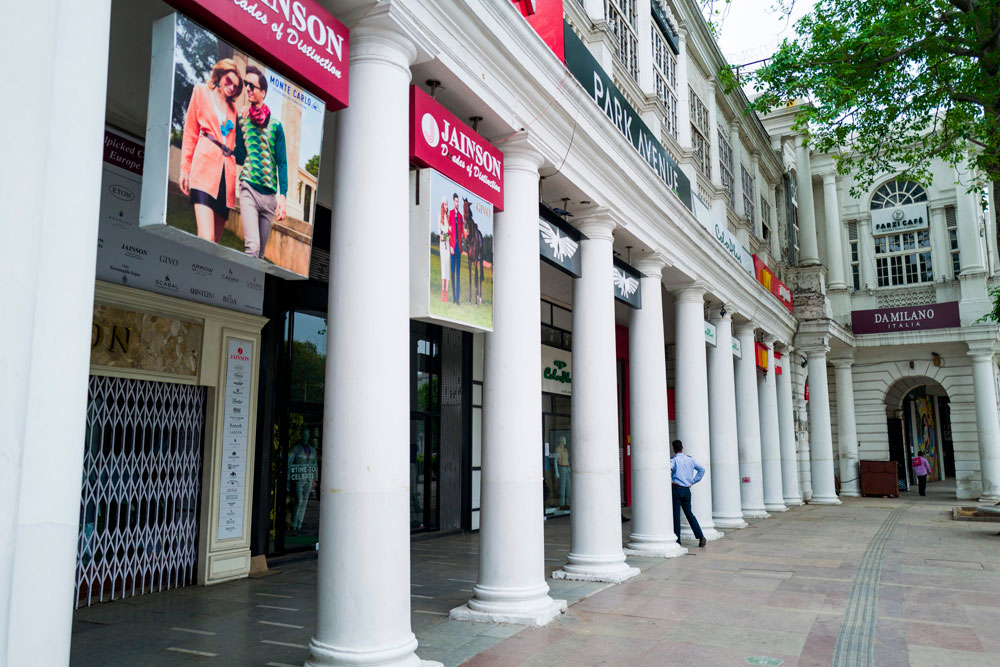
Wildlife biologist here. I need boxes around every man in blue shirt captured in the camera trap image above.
[671,440,707,547]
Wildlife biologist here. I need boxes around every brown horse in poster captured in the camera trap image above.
[462,199,484,305]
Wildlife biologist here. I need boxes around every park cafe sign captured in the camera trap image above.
[704,321,744,358]
[165,0,350,109]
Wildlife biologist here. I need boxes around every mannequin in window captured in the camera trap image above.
[288,426,319,532]
[554,436,571,509]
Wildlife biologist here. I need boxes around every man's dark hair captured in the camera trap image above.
[452,193,459,200]
[672,440,683,452]
[245,64,267,95]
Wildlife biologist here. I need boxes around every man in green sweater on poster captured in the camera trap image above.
[236,64,288,259]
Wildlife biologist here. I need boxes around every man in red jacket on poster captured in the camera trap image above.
[448,193,464,304]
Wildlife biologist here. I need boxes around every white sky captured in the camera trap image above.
[713,0,818,67]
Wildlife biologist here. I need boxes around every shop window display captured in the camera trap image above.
[543,394,572,516]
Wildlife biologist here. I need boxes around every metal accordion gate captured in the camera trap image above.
[76,375,206,607]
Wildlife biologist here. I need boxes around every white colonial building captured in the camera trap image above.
[3,0,999,665]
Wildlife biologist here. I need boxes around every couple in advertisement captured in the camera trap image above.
[438,193,466,304]
[178,58,288,260]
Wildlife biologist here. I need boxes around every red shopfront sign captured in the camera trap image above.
[409,86,505,210]
[755,342,769,371]
[510,0,566,62]
[752,255,794,313]
[166,0,349,109]
[851,301,961,334]
[774,351,783,375]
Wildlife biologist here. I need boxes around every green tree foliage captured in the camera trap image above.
[731,0,999,202]
[305,154,321,177]
[290,340,326,403]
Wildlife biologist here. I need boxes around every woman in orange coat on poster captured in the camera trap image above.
[179,59,243,242]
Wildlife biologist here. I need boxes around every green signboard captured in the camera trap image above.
[562,21,693,212]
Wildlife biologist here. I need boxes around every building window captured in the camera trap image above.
[606,0,638,80]
[946,205,960,276]
[874,230,933,286]
[541,299,572,351]
[760,193,772,242]
[848,220,860,290]
[741,164,755,224]
[870,179,932,287]
[689,87,710,177]
[651,24,678,140]
[718,129,734,208]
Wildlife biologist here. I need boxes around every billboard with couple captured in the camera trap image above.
[141,13,325,278]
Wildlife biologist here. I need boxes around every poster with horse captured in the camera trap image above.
[409,169,494,332]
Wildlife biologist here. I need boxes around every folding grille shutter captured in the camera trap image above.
[76,376,206,607]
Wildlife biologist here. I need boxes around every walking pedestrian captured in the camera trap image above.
[912,450,931,496]
[671,440,707,547]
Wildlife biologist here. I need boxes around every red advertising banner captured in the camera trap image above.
[166,0,349,109]
[755,342,769,371]
[511,0,566,62]
[752,255,794,313]
[774,351,783,375]
[851,301,960,334]
[410,86,505,210]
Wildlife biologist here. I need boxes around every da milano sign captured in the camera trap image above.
[851,302,960,334]
[166,0,349,108]
[410,86,504,210]
[562,21,692,211]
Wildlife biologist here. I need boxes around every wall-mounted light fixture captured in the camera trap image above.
[932,352,942,367]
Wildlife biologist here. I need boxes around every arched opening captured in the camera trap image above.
[884,376,955,493]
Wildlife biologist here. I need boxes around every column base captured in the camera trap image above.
[712,514,748,529]
[624,537,688,558]
[742,508,770,519]
[552,561,640,583]
[839,491,861,497]
[809,495,842,505]
[450,598,567,627]
[681,527,724,541]
[307,634,434,667]
[783,496,804,506]
[977,495,1000,504]
[764,503,788,512]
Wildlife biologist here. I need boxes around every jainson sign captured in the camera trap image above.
[166,0,349,109]
[851,301,960,334]
[870,202,929,235]
[410,86,505,210]
[563,21,692,211]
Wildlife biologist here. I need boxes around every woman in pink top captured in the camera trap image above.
[912,450,932,496]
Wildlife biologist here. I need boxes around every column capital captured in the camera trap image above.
[500,133,545,172]
[794,135,811,150]
[821,172,838,186]
[574,207,617,241]
[634,252,670,277]
[761,333,778,346]
[734,321,757,337]
[349,8,419,75]
[967,339,999,358]
[673,282,707,303]
[799,343,831,357]
[708,304,735,322]
[830,357,854,369]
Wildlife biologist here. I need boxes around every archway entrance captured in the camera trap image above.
[884,377,954,492]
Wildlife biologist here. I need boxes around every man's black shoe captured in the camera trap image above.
[698,537,707,548]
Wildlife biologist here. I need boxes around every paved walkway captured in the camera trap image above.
[71,482,1000,666]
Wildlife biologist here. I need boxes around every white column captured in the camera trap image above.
[674,285,723,540]
[676,29,691,147]
[832,358,861,497]
[734,323,768,518]
[955,164,985,274]
[553,212,639,583]
[707,80,720,189]
[752,153,762,237]
[822,173,847,288]
[795,136,820,265]
[776,348,803,505]
[707,307,747,529]
[2,2,111,664]
[451,137,566,626]
[731,125,743,212]
[802,343,841,504]
[307,17,429,667]
[968,345,1000,501]
[625,256,688,557]
[930,206,954,280]
[857,215,876,289]
[758,335,787,511]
